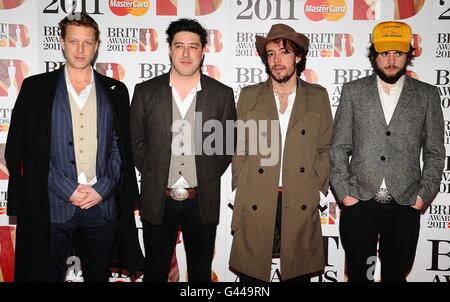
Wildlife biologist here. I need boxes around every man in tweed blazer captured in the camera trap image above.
[130,18,236,282]
[6,13,143,281]
[330,21,444,282]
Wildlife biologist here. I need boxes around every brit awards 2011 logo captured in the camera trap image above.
[353,0,424,20]
[0,0,24,10]
[0,23,30,48]
[107,27,158,52]
[305,33,354,58]
[234,31,265,57]
[436,33,450,58]
[42,25,61,51]
[304,0,347,22]
[95,63,125,81]
[427,203,450,230]
[0,59,28,98]
[436,69,450,110]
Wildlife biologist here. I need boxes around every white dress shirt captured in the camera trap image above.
[274,90,296,187]
[377,75,405,190]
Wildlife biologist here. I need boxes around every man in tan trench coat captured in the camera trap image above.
[229,24,333,282]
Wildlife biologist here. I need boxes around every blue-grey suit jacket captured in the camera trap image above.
[47,70,121,223]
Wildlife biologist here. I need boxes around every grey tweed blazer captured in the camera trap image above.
[330,74,444,209]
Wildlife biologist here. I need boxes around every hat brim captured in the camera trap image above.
[374,41,410,53]
[255,32,309,57]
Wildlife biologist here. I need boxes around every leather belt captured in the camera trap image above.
[374,188,394,204]
[166,187,198,201]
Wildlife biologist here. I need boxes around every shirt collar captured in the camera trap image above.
[169,73,202,92]
[376,74,405,93]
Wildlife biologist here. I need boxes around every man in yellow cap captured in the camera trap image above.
[229,23,333,282]
[331,21,444,282]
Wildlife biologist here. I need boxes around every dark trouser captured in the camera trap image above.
[142,197,217,282]
[48,205,115,282]
[340,198,421,282]
[240,192,310,283]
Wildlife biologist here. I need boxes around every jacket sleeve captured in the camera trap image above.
[5,78,30,216]
[218,87,237,177]
[93,83,129,200]
[417,86,445,207]
[129,83,146,173]
[92,131,122,200]
[231,88,248,191]
[330,83,354,201]
[315,88,334,196]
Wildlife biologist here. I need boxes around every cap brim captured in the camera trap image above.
[374,41,410,53]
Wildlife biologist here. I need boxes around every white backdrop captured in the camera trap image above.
[0,0,449,282]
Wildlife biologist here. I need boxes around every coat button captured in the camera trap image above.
[68,141,73,146]
[258,168,264,174]
[301,205,307,210]
[70,160,75,165]
[252,205,258,211]
[261,132,267,137]
[300,167,305,173]
[386,131,391,136]
[381,156,386,161]
[301,129,306,135]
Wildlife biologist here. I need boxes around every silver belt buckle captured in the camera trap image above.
[170,188,189,201]
[374,188,393,204]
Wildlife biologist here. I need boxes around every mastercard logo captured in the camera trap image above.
[109,0,150,16]
[126,44,138,52]
[320,49,333,57]
[304,0,346,22]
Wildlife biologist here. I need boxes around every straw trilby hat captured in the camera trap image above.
[255,24,309,57]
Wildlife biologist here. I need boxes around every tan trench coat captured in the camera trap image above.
[229,78,333,281]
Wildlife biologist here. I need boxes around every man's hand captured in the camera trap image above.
[69,185,88,206]
[342,195,359,207]
[411,196,424,211]
[75,184,103,209]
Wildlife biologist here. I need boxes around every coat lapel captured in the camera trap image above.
[253,80,278,121]
[94,73,111,168]
[160,73,173,143]
[366,74,388,127]
[389,75,414,125]
[55,68,73,138]
[196,74,208,121]
[286,79,311,134]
